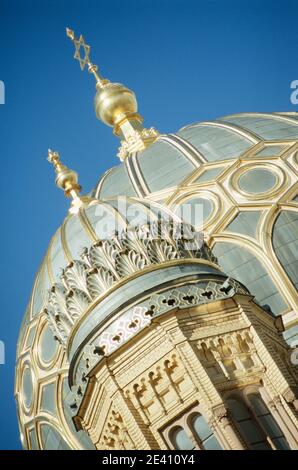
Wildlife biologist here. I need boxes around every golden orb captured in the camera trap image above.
[94,82,138,128]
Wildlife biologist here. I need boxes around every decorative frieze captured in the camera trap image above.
[44,221,218,346]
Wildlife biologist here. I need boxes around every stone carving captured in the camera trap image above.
[197,330,263,381]
[68,279,249,414]
[99,409,135,450]
[44,221,218,345]
[123,353,194,423]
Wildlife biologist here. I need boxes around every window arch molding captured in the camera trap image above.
[162,404,223,450]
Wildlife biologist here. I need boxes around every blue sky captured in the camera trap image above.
[1,0,298,450]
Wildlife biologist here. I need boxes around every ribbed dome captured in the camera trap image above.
[93,112,298,199]
[15,111,298,450]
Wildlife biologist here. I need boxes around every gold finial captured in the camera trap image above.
[66,28,108,89]
[48,149,83,214]
[66,28,159,161]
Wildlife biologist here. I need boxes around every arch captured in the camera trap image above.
[170,426,194,450]
[189,413,222,450]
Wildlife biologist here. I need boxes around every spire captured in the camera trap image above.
[66,28,158,161]
[47,149,83,214]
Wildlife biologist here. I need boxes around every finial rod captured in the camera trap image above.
[66,28,108,89]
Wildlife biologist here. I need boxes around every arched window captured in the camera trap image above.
[227,393,290,450]
[165,407,223,450]
[248,394,290,450]
[226,397,270,449]
[191,414,222,450]
[170,426,195,450]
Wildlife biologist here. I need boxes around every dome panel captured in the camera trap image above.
[28,429,38,450]
[137,140,195,192]
[16,305,30,355]
[238,169,277,194]
[178,124,252,162]
[174,197,213,226]
[194,167,224,183]
[273,211,298,291]
[213,242,288,315]
[39,323,58,364]
[49,228,69,281]
[40,382,56,415]
[63,213,93,259]
[255,144,287,157]
[31,269,45,317]
[98,165,137,198]
[22,366,33,410]
[225,211,261,238]
[219,114,298,140]
[40,423,71,450]
[84,201,125,240]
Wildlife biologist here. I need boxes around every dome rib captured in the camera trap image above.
[124,152,149,197]
[161,134,206,165]
[93,167,114,199]
[130,152,151,196]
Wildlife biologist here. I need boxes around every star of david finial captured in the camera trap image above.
[66,28,91,71]
[66,28,108,88]
[65,27,159,157]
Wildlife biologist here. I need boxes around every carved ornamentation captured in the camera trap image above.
[99,409,135,450]
[44,221,219,345]
[197,330,263,382]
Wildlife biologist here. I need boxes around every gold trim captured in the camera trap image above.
[168,189,221,230]
[161,134,206,165]
[94,166,115,199]
[20,361,36,417]
[230,162,287,201]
